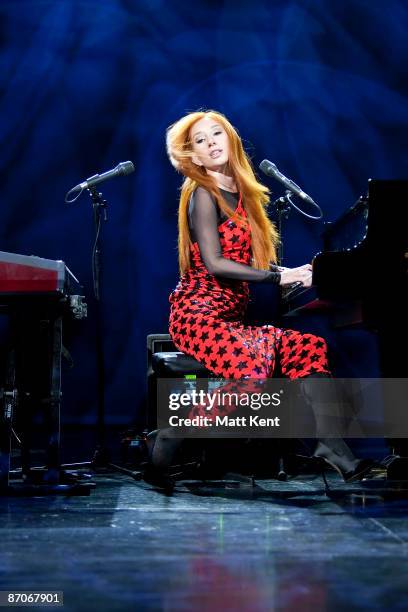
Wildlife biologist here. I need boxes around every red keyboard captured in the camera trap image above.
[0,251,66,294]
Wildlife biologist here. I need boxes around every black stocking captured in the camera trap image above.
[300,374,360,474]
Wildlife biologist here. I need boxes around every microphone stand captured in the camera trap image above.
[62,186,110,472]
[86,188,143,477]
[62,166,142,481]
[64,186,143,480]
[272,191,292,265]
[89,186,109,467]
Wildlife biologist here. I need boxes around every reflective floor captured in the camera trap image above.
[1,469,408,611]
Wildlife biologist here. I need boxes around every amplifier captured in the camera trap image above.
[146,334,176,431]
[147,334,176,371]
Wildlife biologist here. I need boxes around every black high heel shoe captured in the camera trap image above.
[142,430,180,490]
[143,429,206,491]
[313,439,375,483]
[300,376,375,482]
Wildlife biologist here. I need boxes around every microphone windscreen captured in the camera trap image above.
[117,161,135,176]
[259,159,277,176]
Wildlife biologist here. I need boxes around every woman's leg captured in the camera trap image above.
[300,374,374,480]
[278,330,373,481]
[143,430,186,489]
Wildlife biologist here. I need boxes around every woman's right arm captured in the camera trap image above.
[189,187,281,283]
[190,187,313,287]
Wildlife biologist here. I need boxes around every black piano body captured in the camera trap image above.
[282,179,408,377]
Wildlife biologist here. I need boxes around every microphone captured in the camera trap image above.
[74,161,135,191]
[259,159,316,205]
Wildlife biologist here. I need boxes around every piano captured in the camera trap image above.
[0,251,86,492]
[282,179,408,463]
[282,179,408,374]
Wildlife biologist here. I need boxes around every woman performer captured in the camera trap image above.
[145,110,373,487]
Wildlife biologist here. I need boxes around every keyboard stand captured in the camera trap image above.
[0,301,94,496]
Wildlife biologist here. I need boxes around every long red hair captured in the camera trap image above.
[166,110,279,274]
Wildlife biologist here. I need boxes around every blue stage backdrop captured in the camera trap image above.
[0,1,406,424]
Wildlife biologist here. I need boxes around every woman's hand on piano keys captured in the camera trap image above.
[278,264,313,288]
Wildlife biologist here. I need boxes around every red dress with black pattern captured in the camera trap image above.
[169,194,329,380]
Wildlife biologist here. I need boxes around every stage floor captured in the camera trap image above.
[1,470,408,611]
